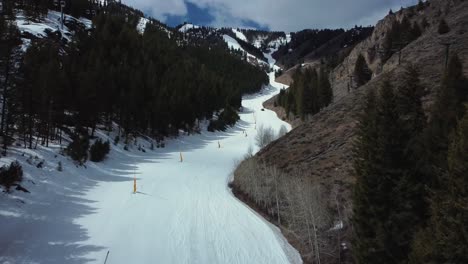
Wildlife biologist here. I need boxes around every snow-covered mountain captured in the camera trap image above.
[176,22,291,68]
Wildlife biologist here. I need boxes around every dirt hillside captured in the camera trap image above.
[238,0,468,262]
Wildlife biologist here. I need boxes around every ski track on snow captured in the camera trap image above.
[0,49,302,264]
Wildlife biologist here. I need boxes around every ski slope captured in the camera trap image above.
[223,34,268,66]
[0,51,300,264]
[75,50,299,264]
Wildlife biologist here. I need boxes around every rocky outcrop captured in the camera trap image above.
[330,0,468,100]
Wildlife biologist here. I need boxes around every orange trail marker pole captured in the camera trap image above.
[133,176,137,194]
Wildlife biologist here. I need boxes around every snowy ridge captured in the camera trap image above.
[179,23,200,33]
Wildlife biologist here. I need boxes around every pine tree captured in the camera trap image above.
[395,65,426,138]
[438,18,450,34]
[390,66,428,261]
[400,16,413,43]
[417,0,425,11]
[2,1,271,155]
[433,110,468,261]
[420,17,429,30]
[301,68,318,118]
[410,110,468,263]
[0,17,21,153]
[411,22,422,40]
[352,88,380,263]
[353,80,406,263]
[409,55,468,262]
[22,0,48,21]
[354,54,372,87]
[423,55,467,184]
[318,67,333,109]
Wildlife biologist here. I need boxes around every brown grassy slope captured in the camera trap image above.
[262,96,304,129]
[260,0,468,175]
[258,0,468,221]
[235,0,468,263]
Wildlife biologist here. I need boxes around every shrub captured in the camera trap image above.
[66,134,90,164]
[278,125,288,138]
[0,161,23,191]
[90,139,110,162]
[208,106,240,132]
[36,160,44,168]
[255,125,276,148]
[354,54,372,86]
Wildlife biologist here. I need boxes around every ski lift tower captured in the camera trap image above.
[54,0,66,30]
[439,40,455,70]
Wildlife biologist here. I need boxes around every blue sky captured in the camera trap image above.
[124,0,419,32]
[164,2,268,30]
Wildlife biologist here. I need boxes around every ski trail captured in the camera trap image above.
[74,49,301,264]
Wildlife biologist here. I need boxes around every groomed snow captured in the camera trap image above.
[0,45,298,263]
[179,23,199,33]
[223,34,268,66]
[74,48,298,264]
[232,28,248,42]
[223,34,243,51]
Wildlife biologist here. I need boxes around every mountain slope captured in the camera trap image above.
[1,3,302,263]
[233,0,468,262]
[0,54,302,264]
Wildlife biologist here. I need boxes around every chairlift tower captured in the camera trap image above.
[439,41,455,70]
[53,0,66,30]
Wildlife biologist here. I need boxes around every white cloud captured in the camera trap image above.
[123,0,419,31]
[125,0,188,20]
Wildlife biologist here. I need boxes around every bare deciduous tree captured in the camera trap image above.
[233,160,334,264]
[278,125,288,138]
[255,125,275,148]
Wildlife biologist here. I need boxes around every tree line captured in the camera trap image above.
[352,55,468,263]
[276,67,333,120]
[382,14,422,62]
[0,0,268,157]
[233,156,339,264]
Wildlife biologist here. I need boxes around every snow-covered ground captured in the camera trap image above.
[178,23,200,33]
[136,17,149,34]
[16,11,92,42]
[0,50,299,263]
[223,34,268,66]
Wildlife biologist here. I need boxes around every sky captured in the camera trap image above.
[122,0,420,32]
